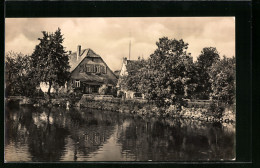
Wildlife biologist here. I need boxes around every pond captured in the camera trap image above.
[5,105,235,162]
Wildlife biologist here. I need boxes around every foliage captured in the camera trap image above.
[197,47,220,69]
[117,91,124,98]
[119,57,147,92]
[137,37,195,108]
[194,47,220,99]
[110,86,118,97]
[208,102,225,118]
[98,84,118,96]
[31,28,70,97]
[209,56,235,104]
[5,51,38,97]
[98,84,108,95]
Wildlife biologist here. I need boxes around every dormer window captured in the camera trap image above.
[75,80,80,88]
[96,65,100,73]
[86,66,91,72]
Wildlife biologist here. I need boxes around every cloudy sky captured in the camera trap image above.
[5,17,235,71]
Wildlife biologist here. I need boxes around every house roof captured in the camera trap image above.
[113,70,121,78]
[69,48,101,72]
[69,47,118,85]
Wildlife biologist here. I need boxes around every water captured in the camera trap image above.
[5,105,235,162]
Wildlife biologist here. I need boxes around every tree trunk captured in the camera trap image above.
[48,81,52,100]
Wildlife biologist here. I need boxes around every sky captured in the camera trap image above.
[5,17,235,71]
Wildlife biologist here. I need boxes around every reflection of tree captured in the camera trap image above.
[5,105,127,162]
[5,105,33,148]
[27,107,69,162]
[117,117,235,161]
[5,105,69,162]
[5,105,235,162]
[28,123,69,161]
[65,109,124,160]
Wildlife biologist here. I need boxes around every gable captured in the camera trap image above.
[71,56,118,85]
[69,48,101,72]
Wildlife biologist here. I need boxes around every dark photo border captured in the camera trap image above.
[2,1,254,168]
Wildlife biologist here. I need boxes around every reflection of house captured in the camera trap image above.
[69,45,118,94]
[117,57,144,99]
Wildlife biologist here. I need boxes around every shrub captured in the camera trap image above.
[117,91,124,98]
[98,84,108,95]
[208,102,225,118]
[165,105,177,116]
[109,86,118,97]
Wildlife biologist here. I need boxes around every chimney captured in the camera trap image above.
[77,45,81,60]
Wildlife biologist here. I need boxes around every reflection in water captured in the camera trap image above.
[5,105,235,162]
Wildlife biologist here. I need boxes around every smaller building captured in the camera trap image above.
[117,57,144,99]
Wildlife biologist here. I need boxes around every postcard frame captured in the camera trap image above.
[2,0,254,168]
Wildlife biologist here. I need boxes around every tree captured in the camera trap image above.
[138,37,194,109]
[197,47,220,69]
[5,51,38,97]
[119,57,147,92]
[195,47,220,99]
[31,28,70,98]
[209,56,235,104]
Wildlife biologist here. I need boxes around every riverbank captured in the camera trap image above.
[78,96,235,123]
[6,95,235,124]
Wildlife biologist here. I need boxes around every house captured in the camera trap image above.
[117,57,144,99]
[69,45,118,94]
[39,45,118,95]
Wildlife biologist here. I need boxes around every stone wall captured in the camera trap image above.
[78,96,235,123]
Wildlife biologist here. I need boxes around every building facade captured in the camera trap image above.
[69,45,118,94]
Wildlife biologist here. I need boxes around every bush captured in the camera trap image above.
[99,84,108,95]
[165,105,177,116]
[110,87,117,97]
[68,92,83,105]
[208,102,225,118]
[117,91,124,98]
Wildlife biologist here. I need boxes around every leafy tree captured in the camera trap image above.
[209,56,235,104]
[31,28,70,98]
[138,37,194,108]
[197,47,220,69]
[119,57,147,92]
[195,47,220,99]
[5,51,38,97]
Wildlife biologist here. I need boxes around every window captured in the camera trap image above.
[86,66,91,72]
[96,65,100,73]
[100,66,107,74]
[75,80,80,88]
[134,92,142,98]
[90,64,94,72]
[93,85,99,93]
[94,65,97,72]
